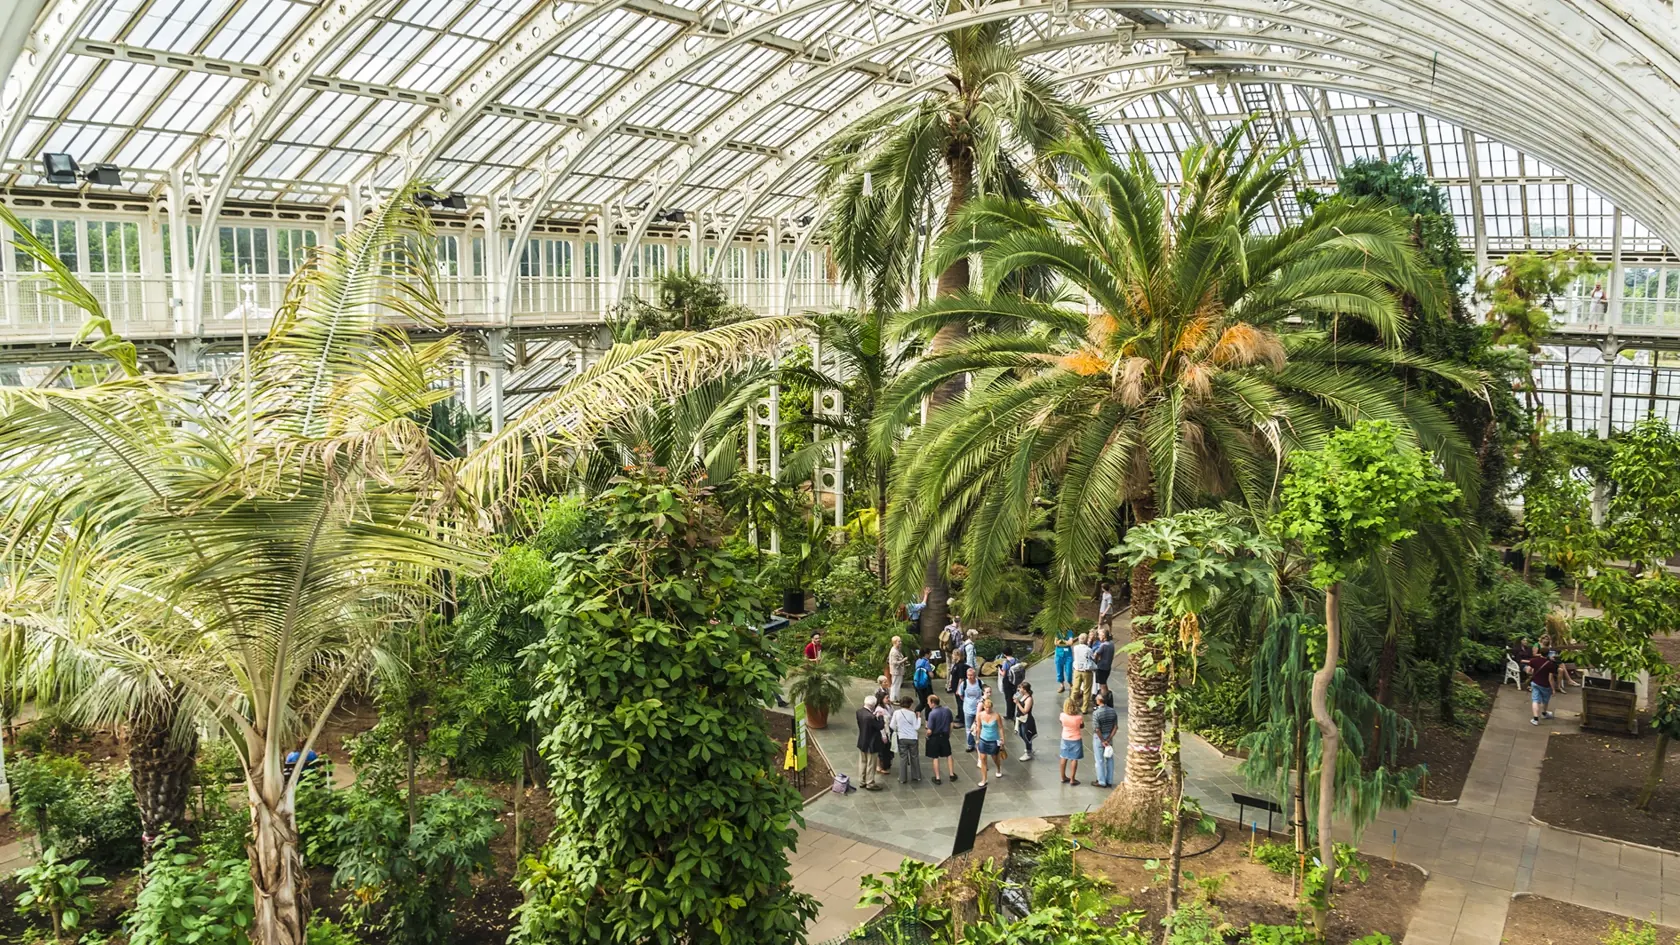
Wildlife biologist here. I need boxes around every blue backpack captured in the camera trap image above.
[913,660,932,690]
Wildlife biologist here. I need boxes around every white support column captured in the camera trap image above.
[1610,209,1626,327]
[1594,336,1617,524]
[486,328,508,434]
[768,222,785,317]
[461,353,478,415]
[165,169,194,335]
[598,204,616,312]
[767,365,781,555]
[689,221,703,274]
[1465,129,1489,284]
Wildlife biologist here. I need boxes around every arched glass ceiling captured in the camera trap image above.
[4,0,1680,259]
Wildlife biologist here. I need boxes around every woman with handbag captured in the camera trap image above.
[970,695,1006,787]
[1013,682,1038,761]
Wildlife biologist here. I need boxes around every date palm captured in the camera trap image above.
[818,5,1090,645]
[878,129,1482,815]
[0,190,800,944]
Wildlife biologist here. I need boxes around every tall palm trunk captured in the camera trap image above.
[249,770,308,945]
[917,140,975,650]
[128,704,197,856]
[1098,497,1168,834]
[1311,582,1343,909]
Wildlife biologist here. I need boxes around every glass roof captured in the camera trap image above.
[2,0,1673,258]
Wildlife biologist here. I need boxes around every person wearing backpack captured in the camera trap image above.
[912,649,935,712]
[998,649,1021,720]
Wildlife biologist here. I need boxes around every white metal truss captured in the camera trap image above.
[7,0,1680,278]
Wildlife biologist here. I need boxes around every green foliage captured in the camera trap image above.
[1067,812,1091,836]
[1456,640,1507,673]
[1239,614,1425,841]
[1179,674,1256,748]
[1247,841,1299,876]
[1520,436,1602,578]
[1654,687,1680,741]
[1244,924,1316,945]
[1482,249,1605,353]
[1464,551,1554,646]
[1193,871,1229,903]
[1599,918,1663,945]
[294,765,349,867]
[513,472,818,944]
[1321,153,1468,287]
[857,860,950,943]
[126,830,253,945]
[786,658,849,715]
[14,847,106,941]
[609,271,753,340]
[1351,936,1394,945]
[1163,898,1227,945]
[330,781,503,945]
[10,755,141,872]
[1574,419,1680,680]
[961,906,1149,945]
[305,918,364,945]
[1276,421,1462,587]
[1302,843,1371,913]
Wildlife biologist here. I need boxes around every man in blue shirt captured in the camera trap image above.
[957,666,985,752]
[1092,628,1115,701]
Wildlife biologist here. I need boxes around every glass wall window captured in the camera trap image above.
[87,221,141,274]
[275,229,319,276]
[217,226,272,276]
[11,218,78,272]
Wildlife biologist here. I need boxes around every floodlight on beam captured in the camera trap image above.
[39,153,123,187]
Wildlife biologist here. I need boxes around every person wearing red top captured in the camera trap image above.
[803,633,822,662]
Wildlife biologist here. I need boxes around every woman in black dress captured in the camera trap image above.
[1013,682,1038,761]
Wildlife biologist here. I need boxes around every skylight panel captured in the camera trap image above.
[1478,139,1520,177]
[203,0,310,62]
[542,63,630,114]
[130,0,234,53]
[392,33,489,92]
[336,22,439,84]
[449,0,528,41]
[501,56,588,109]
[1424,119,1465,177]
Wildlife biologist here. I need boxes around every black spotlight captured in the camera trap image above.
[84,163,122,186]
[40,152,80,184]
[796,214,813,226]
[440,192,468,211]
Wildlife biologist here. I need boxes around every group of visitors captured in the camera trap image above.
[849,603,1126,792]
[1055,624,1116,713]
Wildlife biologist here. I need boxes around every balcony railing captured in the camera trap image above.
[0,272,846,344]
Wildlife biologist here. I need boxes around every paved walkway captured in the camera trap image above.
[791,824,905,943]
[795,623,1680,942]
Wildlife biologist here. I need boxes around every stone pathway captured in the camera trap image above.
[791,824,907,943]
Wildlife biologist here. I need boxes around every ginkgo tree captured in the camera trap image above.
[1274,420,1460,928]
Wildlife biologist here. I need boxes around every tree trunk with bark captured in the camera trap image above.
[1311,582,1343,915]
[249,783,309,945]
[128,705,197,857]
[916,141,975,651]
[1095,499,1169,836]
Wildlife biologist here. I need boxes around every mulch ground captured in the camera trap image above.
[1397,674,1501,801]
[1505,895,1679,945]
[765,708,835,803]
[1535,730,1680,850]
[1066,816,1425,943]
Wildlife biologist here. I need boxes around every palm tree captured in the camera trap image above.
[876,129,1483,817]
[0,192,801,945]
[818,5,1090,644]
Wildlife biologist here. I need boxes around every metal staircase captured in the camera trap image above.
[1239,82,1306,227]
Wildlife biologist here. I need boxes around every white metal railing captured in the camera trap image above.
[0,272,845,344]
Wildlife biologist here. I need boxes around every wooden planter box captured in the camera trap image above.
[1582,676,1639,734]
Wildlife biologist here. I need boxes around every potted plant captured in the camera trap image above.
[787,657,847,729]
[781,509,833,615]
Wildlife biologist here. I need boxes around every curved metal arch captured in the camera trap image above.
[484,0,1680,304]
[690,40,1635,280]
[0,0,101,163]
[615,23,1433,296]
[711,52,1661,264]
[179,0,391,325]
[609,1,1680,287]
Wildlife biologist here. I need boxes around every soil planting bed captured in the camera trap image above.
[1536,731,1680,850]
[1505,895,1678,945]
[766,707,835,803]
[1061,817,1426,943]
[1397,674,1500,801]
